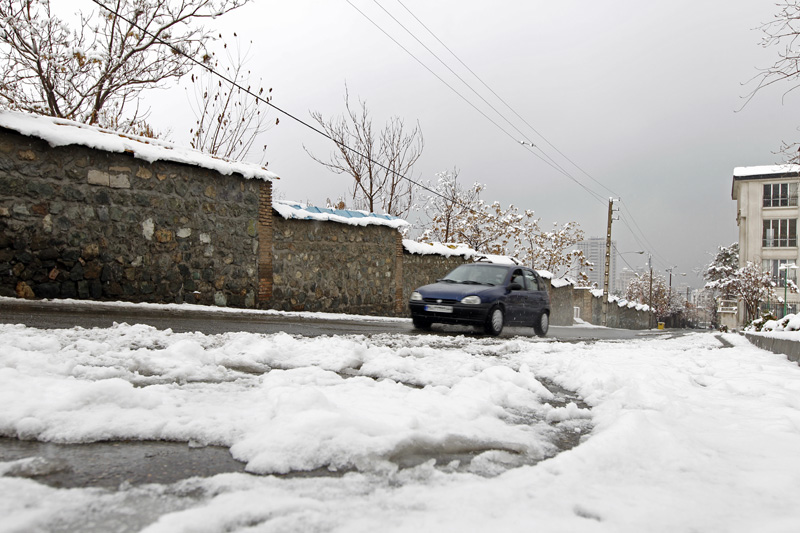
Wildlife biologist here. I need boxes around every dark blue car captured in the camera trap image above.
[409,263,550,336]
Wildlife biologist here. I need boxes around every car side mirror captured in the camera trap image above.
[508,282,522,291]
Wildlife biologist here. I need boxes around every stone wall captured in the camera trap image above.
[401,252,470,307]
[547,282,575,326]
[0,128,267,307]
[270,217,403,315]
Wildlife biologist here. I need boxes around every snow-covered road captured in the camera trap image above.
[1,323,799,532]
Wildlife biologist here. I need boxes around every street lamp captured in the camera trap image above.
[778,263,798,317]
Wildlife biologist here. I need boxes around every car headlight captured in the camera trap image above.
[410,291,423,301]
[461,295,481,305]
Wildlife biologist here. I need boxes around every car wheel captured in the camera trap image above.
[484,306,504,336]
[412,316,432,330]
[533,312,549,337]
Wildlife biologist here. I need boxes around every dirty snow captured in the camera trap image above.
[1,324,799,532]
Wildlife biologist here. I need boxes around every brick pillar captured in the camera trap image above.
[257,181,273,307]
[395,232,404,315]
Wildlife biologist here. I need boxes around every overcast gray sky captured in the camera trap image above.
[143,0,800,288]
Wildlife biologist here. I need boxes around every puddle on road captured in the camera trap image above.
[0,438,246,489]
[0,376,591,490]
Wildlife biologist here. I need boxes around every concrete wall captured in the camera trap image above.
[0,127,267,308]
[744,333,800,366]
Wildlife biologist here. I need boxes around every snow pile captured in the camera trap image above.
[273,200,409,229]
[0,109,277,182]
[749,313,800,341]
[3,326,800,531]
[402,240,477,258]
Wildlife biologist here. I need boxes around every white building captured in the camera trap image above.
[575,237,617,291]
[732,164,800,324]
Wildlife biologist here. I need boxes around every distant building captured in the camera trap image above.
[616,267,641,297]
[732,164,800,324]
[575,237,617,291]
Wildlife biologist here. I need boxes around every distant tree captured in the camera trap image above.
[705,262,778,322]
[418,169,481,244]
[307,86,423,217]
[416,174,522,254]
[187,34,276,164]
[0,0,249,133]
[625,270,684,320]
[701,242,739,324]
[516,219,592,282]
[704,242,739,287]
[415,173,591,279]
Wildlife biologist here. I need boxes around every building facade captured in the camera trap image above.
[575,237,617,292]
[732,164,800,324]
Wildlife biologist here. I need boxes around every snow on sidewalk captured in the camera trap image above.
[1,324,799,532]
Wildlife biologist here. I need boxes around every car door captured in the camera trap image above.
[506,269,529,324]
[524,269,548,320]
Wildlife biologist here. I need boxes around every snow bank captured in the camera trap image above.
[0,109,277,182]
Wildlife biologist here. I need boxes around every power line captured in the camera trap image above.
[393,0,620,200]
[346,0,609,205]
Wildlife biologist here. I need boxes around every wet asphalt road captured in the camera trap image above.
[0,298,649,341]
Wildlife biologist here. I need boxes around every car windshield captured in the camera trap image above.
[440,264,508,286]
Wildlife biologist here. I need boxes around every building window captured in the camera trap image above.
[763,259,798,287]
[763,183,798,207]
[763,219,797,247]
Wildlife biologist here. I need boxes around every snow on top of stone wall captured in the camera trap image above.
[0,109,277,182]
[402,240,477,258]
[274,200,409,228]
[550,277,574,288]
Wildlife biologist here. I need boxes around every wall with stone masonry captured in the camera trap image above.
[401,252,471,310]
[0,128,265,307]
[547,282,575,326]
[270,217,403,315]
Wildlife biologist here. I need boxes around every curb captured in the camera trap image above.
[743,333,800,365]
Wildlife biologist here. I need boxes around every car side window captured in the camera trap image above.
[510,269,527,289]
[524,270,539,291]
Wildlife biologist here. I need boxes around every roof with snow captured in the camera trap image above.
[732,165,800,180]
[0,109,277,182]
[273,200,409,229]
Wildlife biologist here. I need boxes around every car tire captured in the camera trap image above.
[484,306,504,336]
[533,312,549,337]
[412,316,432,330]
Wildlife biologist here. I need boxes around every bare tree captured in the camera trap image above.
[187,33,276,164]
[307,86,423,217]
[0,0,249,133]
[747,2,800,161]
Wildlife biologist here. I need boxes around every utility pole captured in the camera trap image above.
[602,198,618,326]
[648,253,654,329]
